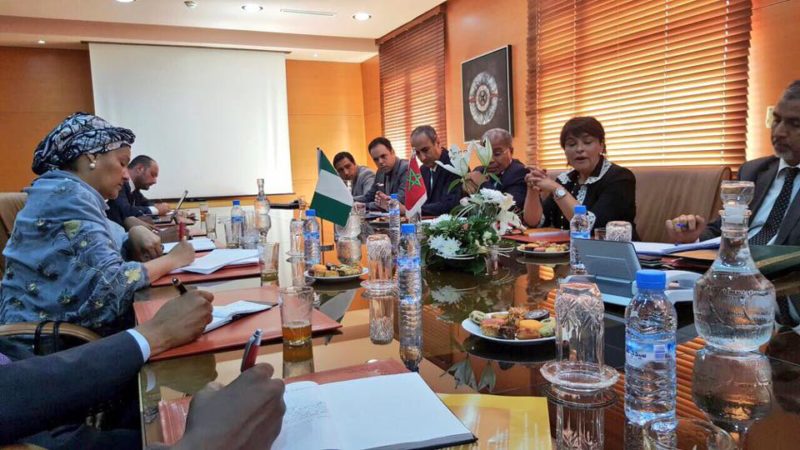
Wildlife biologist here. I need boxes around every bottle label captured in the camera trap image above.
[571,231,590,239]
[232,216,244,224]
[626,340,675,368]
[304,232,320,241]
[389,208,400,217]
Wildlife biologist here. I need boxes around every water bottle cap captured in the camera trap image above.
[574,205,587,215]
[636,269,666,290]
[306,209,316,217]
[232,200,240,206]
[390,193,398,200]
[400,223,416,234]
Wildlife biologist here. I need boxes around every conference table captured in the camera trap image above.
[135,235,800,448]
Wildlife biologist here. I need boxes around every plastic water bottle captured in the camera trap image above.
[569,205,591,274]
[388,193,401,255]
[303,209,321,265]
[254,178,271,242]
[625,270,677,425]
[230,200,245,248]
[397,223,422,371]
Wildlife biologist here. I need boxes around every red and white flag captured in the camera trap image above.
[405,157,428,217]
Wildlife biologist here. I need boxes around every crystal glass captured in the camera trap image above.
[593,227,606,240]
[644,418,734,450]
[221,218,238,249]
[556,402,605,450]
[288,218,305,256]
[258,242,280,286]
[606,221,632,242]
[367,234,393,281]
[363,281,396,345]
[692,348,772,446]
[288,255,306,287]
[205,212,217,241]
[694,181,775,353]
[540,282,618,392]
[280,286,314,346]
[198,201,209,233]
[483,244,499,276]
[282,341,315,378]
[336,210,363,266]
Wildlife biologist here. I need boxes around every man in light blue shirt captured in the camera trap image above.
[666,80,800,247]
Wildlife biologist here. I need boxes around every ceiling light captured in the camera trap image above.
[37,40,46,45]
[353,12,372,21]
[115,0,136,3]
[280,8,336,17]
[313,53,319,58]
[241,4,263,12]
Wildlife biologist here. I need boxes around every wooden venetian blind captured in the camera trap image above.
[379,12,447,159]
[526,0,752,169]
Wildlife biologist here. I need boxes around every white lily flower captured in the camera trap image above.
[436,144,472,177]
[472,139,492,168]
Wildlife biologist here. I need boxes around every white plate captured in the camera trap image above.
[461,312,556,345]
[516,244,570,258]
[306,267,368,282]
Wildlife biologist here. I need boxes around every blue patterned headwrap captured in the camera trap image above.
[32,112,136,175]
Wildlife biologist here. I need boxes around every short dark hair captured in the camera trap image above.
[782,80,800,101]
[129,155,155,169]
[333,152,356,167]
[368,137,394,153]
[559,117,605,149]
[411,125,438,143]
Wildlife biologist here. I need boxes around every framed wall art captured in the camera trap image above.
[461,45,513,142]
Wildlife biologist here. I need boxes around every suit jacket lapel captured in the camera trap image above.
[750,159,779,215]
[775,188,800,245]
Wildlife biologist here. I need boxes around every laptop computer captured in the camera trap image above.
[152,189,188,224]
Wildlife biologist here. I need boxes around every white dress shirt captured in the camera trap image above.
[748,159,800,245]
[126,328,151,361]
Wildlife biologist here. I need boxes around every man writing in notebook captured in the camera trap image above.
[666,81,800,246]
[107,155,170,227]
[0,290,286,449]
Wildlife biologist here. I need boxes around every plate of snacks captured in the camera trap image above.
[308,264,368,282]
[516,241,569,257]
[461,307,556,345]
[367,215,409,228]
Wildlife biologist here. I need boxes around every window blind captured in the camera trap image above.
[526,0,752,169]
[379,12,447,159]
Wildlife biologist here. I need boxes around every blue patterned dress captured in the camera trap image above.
[0,170,150,333]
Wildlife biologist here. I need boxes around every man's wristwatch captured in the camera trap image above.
[553,187,568,200]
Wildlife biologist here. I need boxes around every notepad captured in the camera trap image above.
[162,237,217,253]
[205,300,271,333]
[173,249,259,275]
[271,373,475,450]
[633,236,721,256]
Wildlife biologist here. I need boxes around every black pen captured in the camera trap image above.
[171,277,188,295]
[240,329,263,372]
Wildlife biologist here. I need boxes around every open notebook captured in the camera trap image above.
[272,373,474,449]
[171,249,259,275]
[204,300,271,333]
[162,237,217,253]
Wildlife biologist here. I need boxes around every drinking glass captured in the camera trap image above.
[288,256,307,287]
[198,201,209,230]
[280,286,314,346]
[258,242,280,286]
[593,227,606,240]
[205,212,217,241]
[366,234,393,281]
[288,218,305,256]
[363,281,396,345]
[606,221,632,242]
[222,218,238,249]
[644,418,734,450]
[282,341,315,378]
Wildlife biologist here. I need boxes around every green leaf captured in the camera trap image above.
[488,173,502,185]
[448,177,463,193]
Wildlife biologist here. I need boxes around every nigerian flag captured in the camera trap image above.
[310,148,353,227]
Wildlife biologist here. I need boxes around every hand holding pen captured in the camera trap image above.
[665,214,708,244]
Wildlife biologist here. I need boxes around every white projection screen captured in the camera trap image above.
[89,43,292,199]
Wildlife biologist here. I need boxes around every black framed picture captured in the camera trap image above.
[461,45,513,142]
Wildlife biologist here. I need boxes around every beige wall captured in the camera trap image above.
[361,55,383,163]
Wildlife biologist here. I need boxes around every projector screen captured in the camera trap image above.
[89,43,293,199]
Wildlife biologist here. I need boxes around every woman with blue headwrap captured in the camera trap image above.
[0,113,195,335]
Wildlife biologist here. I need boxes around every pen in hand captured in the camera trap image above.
[171,277,188,295]
[241,328,263,372]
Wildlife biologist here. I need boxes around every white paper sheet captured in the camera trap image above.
[162,237,217,253]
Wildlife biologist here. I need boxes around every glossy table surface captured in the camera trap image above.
[137,243,800,449]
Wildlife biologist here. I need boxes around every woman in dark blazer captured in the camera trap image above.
[523,116,638,239]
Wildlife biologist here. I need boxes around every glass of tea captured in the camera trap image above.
[280,286,314,346]
[258,242,280,286]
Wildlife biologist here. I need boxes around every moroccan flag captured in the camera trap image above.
[405,156,428,217]
[310,148,353,226]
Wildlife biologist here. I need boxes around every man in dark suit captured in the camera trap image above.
[666,80,800,246]
[107,155,170,227]
[363,137,410,211]
[412,125,463,216]
[464,128,528,209]
[0,290,286,449]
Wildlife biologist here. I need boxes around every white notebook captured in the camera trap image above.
[272,373,475,450]
[204,300,271,333]
[172,249,259,275]
[162,237,217,253]
[633,236,721,256]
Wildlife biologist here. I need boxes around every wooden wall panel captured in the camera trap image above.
[360,55,382,166]
[746,0,800,160]
[0,47,94,191]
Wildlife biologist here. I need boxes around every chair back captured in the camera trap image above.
[0,192,27,276]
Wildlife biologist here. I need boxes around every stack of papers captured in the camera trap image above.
[172,249,259,275]
[162,237,217,253]
[205,300,271,333]
[633,237,721,256]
